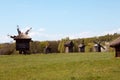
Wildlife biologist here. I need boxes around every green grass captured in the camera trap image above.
[0,52,120,80]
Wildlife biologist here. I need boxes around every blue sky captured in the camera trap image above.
[0,0,120,43]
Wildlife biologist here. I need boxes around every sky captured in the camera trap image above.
[0,0,120,43]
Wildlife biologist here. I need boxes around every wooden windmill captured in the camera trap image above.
[93,41,105,52]
[78,40,85,52]
[9,25,32,54]
[64,41,74,53]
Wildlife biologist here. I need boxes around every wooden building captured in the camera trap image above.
[78,43,85,52]
[110,37,120,57]
[93,41,105,52]
[64,41,74,53]
[10,26,32,54]
[14,33,31,54]
[94,44,101,52]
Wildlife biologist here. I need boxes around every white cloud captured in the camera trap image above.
[30,29,96,41]
[102,28,120,35]
[30,28,120,41]
[1,28,120,43]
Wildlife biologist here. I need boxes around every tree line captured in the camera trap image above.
[0,33,119,55]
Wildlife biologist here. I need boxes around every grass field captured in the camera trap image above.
[0,52,120,80]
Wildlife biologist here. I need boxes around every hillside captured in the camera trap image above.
[0,33,120,54]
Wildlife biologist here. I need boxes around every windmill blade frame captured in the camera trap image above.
[93,41,98,44]
[100,44,105,50]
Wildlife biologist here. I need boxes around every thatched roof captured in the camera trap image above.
[110,37,120,47]
[78,44,85,48]
[94,44,99,47]
[64,41,74,47]
[14,33,31,40]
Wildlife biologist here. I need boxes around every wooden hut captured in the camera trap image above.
[78,43,85,52]
[110,37,120,57]
[64,41,74,53]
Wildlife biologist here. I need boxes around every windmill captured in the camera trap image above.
[64,41,74,53]
[78,40,85,52]
[8,25,32,54]
[93,41,105,52]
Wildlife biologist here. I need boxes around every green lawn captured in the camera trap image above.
[0,52,120,80]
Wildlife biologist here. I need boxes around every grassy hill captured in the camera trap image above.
[0,52,120,80]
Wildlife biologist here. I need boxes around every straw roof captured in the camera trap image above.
[14,33,31,40]
[64,41,74,47]
[110,37,120,47]
[94,44,99,47]
[78,44,85,48]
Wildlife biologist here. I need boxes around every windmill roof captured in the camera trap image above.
[64,41,74,47]
[94,44,99,47]
[78,44,85,48]
[14,33,31,39]
[110,37,120,47]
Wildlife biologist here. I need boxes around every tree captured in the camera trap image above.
[58,39,65,53]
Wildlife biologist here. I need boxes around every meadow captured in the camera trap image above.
[0,52,120,80]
